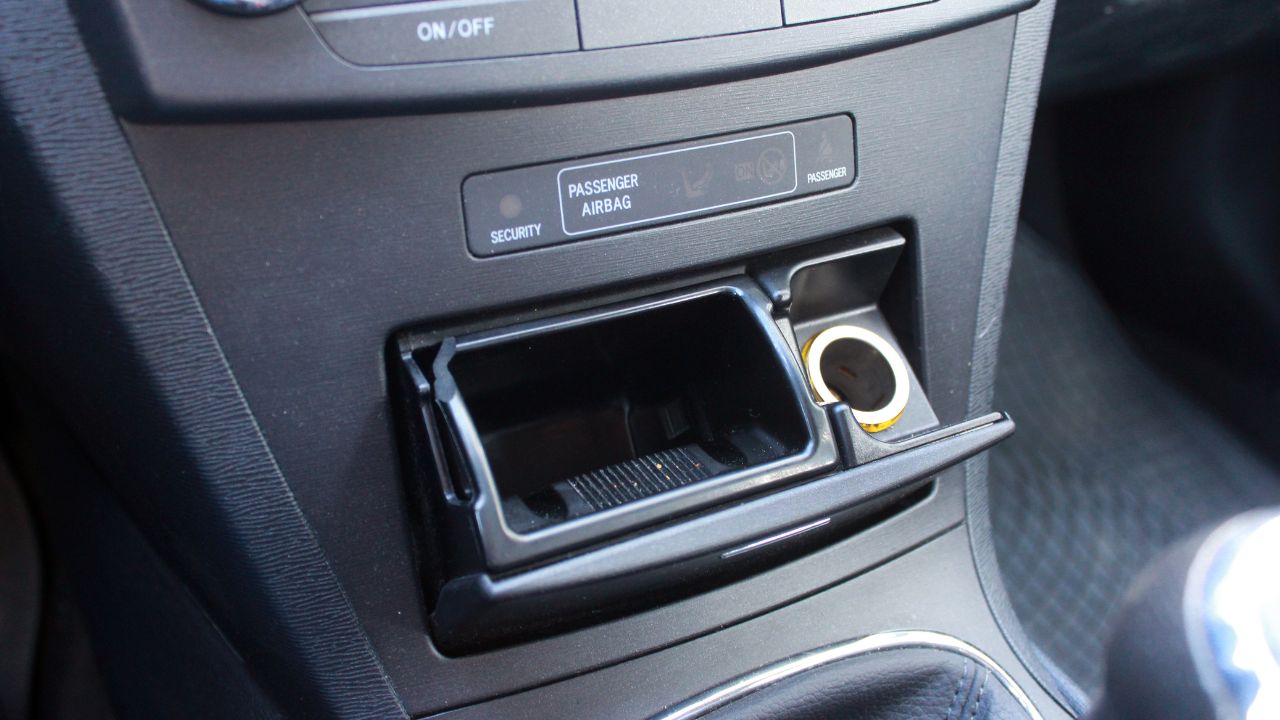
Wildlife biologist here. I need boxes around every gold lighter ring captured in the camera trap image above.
[801,325,910,433]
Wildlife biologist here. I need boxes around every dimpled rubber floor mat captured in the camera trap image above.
[988,226,1280,697]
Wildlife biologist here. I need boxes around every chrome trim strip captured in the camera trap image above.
[652,630,1045,720]
[720,517,831,559]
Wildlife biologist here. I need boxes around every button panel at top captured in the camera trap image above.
[782,0,936,25]
[576,0,782,50]
[307,0,941,67]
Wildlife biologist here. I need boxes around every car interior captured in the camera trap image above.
[1,0,1278,719]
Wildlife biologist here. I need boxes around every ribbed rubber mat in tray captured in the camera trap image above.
[565,445,725,512]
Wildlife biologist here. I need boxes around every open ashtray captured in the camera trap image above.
[393,228,1010,653]
[406,279,838,571]
[437,287,826,536]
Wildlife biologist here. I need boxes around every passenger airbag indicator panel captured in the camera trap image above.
[463,115,855,256]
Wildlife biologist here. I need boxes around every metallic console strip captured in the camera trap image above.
[653,630,1045,720]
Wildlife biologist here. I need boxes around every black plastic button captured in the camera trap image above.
[310,0,580,65]
[576,0,782,49]
[782,0,934,25]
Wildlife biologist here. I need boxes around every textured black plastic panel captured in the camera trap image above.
[0,2,407,718]
[0,0,1063,711]
[431,530,1073,720]
[71,0,1033,119]
[122,16,1019,714]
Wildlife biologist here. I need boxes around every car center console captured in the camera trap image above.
[0,0,1066,717]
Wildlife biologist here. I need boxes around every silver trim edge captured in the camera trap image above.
[720,517,831,560]
[652,630,1045,720]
